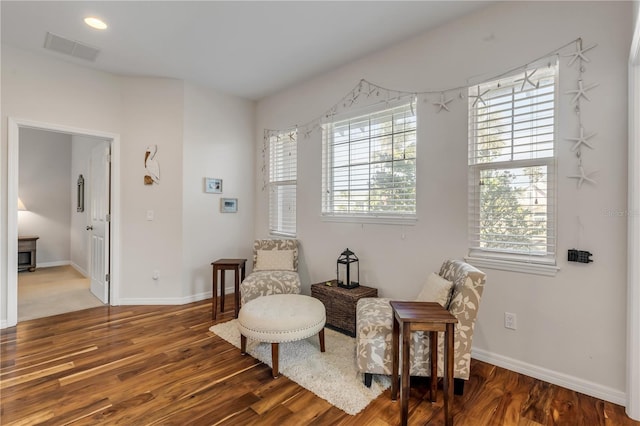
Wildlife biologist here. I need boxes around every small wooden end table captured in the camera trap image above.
[211,259,246,320]
[18,236,39,272]
[390,301,458,426]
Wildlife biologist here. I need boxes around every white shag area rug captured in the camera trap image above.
[209,319,390,415]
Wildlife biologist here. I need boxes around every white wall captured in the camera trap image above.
[117,76,185,303]
[1,44,257,322]
[182,82,255,298]
[1,45,123,322]
[18,128,72,266]
[70,135,105,275]
[255,1,632,403]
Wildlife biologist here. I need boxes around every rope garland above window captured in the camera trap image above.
[263,37,597,190]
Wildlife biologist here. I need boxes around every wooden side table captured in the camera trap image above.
[18,236,39,272]
[211,259,246,320]
[311,280,377,336]
[390,301,458,426]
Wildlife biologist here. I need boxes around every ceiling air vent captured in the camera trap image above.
[44,32,100,62]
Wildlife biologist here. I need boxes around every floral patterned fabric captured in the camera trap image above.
[356,260,486,380]
[240,239,301,306]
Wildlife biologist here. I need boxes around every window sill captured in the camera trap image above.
[321,214,417,226]
[465,256,560,277]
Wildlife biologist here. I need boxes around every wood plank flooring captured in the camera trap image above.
[1,297,637,425]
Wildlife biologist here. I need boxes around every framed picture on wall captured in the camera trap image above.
[204,177,223,194]
[220,198,238,213]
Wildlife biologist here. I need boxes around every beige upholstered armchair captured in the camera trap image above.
[239,239,301,306]
[355,259,486,394]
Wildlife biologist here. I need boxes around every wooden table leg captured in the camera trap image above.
[212,266,218,320]
[391,314,400,401]
[220,269,226,313]
[444,323,454,426]
[234,266,241,318]
[430,330,438,402]
[400,322,411,426]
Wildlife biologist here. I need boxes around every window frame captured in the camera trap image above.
[267,129,297,237]
[466,62,560,275]
[321,99,418,225]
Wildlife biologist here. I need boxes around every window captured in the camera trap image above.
[468,62,558,269]
[268,129,297,236]
[322,101,417,222]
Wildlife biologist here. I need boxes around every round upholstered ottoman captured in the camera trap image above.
[237,294,326,378]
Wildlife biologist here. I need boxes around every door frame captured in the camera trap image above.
[6,117,121,327]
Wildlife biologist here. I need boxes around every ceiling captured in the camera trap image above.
[1,1,493,100]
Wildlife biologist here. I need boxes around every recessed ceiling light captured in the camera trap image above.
[84,17,107,30]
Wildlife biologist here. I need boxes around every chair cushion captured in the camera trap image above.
[238,294,325,343]
[254,249,295,271]
[416,272,453,307]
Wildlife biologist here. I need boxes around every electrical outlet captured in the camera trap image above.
[504,312,517,330]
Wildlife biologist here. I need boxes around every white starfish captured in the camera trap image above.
[516,69,537,91]
[564,41,597,67]
[566,80,598,104]
[566,127,596,151]
[433,92,453,112]
[470,86,489,107]
[568,166,597,189]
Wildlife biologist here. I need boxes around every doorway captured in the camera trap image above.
[6,118,121,328]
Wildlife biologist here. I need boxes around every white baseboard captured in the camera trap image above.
[37,260,71,268]
[472,348,626,406]
[70,262,88,277]
[0,320,8,329]
[117,291,212,306]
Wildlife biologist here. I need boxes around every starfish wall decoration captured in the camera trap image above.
[566,79,598,104]
[567,166,598,189]
[564,40,598,67]
[433,92,453,112]
[515,69,538,91]
[470,86,489,107]
[565,127,596,151]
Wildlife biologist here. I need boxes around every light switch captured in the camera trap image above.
[146,210,154,221]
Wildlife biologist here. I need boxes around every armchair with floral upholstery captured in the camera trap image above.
[355,259,486,395]
[239,239,301,306]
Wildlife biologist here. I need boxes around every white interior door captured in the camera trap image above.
[89,142,111,303]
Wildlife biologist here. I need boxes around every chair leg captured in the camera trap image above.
[271,343,279,378]
[363,373,372,388]
[454,378,465,395]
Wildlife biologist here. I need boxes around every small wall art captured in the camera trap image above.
[204,177,223,194]
[220,198,238,213]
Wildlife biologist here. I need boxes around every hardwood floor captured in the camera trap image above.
[1,297,637,425]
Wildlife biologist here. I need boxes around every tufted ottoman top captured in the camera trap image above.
[237,294,326,343]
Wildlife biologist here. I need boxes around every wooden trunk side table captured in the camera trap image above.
[390,301,458,426]
[310,281,377,337]
[211,259,246,320]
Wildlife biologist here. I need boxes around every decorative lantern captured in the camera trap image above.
[337,248,359,289]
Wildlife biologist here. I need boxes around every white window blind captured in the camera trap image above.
[322,101,417,221]
[468,61,558,264]
[268,129,297,236]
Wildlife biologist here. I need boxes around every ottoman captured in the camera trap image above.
[237,294,326,378]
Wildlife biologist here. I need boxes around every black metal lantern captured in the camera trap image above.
[337,248,359,289]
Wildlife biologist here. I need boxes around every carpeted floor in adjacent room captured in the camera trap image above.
[18,265,104,322]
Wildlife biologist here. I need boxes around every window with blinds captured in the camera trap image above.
[468,61,558,264]
[321,101,417,221]
[268,129,297,236]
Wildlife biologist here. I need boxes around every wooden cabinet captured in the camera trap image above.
[18,236,39,272]
[311,280,377,337]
